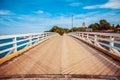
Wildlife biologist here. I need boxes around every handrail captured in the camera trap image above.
[0,32,58,58]
[68,32,120,55]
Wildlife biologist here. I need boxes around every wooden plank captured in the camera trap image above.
[0,34,120,77]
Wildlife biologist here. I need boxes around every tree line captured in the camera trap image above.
[88,19,120,32]
[48,26,69,35]
[47,26,87,35]
[47,19,120,35]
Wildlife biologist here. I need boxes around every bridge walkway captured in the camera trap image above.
[0,34,120,77]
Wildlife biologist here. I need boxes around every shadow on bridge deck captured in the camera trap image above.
[0,34,120,79]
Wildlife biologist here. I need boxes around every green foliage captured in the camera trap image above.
[49,26,69,35]
[88,23,100,30]
[63,28,69,33]
[70,27,80,32]
[88,19,112,31]
[48,19,120,34]
[79,27,86,31]
[99,19,111,30]
[115,24,120,28]
[115,24,120,32]
[69,27,86,32]
[49,26,87,35]
[88,19,120,33]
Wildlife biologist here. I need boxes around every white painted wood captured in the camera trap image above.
[17,42,29,48]
[13,37,17,52]
[0,42,14,47]
[94,34,97,45]
[110,36,114,51]
[68,32,120,54]
[17,38,29,43]
[0,32,58,57]
[0,47,15,54]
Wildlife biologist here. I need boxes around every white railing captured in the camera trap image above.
[68,32,120,55]
[0,32,58,58]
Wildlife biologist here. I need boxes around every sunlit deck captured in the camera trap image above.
[0,34,120,79]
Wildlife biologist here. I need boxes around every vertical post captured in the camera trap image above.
[110,36,114,51]
[94,34,97,45]
[76,32,78,36]
[37,34,40,42]
[87,33,89,40]
[78,33,80,37]
[80,33,82,37]
[29,35,32,46]
[82,33,84,38]
[46,32,48,38]
[47,33,49,37]
[13,37,17,52]
[43,32,46,39]
[77,33,79,36]
[44,33,46,39]
[42,34,44,40]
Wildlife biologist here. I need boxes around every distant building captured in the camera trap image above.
[86,28,93,32]
[82,22,86,28]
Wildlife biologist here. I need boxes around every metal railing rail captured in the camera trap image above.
[0,32,58,58]
[68,32,120,55]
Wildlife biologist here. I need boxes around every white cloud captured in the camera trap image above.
[83,5,99,9]
[78,11,120,26]
[69,2,82,6]
[0,10,13,15]
[101,0,120,9]
[35,10,44,14]
[0,10,120,35]
[83,0,120,9]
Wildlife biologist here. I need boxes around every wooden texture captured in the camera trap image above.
[0,34,120,77]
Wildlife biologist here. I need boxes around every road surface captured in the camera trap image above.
[0,34,120,78]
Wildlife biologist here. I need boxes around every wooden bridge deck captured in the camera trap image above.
[0,34,120,78]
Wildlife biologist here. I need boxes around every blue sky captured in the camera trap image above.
[0,0,120,35]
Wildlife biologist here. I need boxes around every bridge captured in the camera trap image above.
[0,32,120,79]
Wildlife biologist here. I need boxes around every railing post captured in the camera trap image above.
[44,33,46,39]
[110,36,114,51]
[77,32,78,36]
[43,33,46,39]
[78,33,79,36]
[29,35,32,46]
[94,34,97,45]
[46,32,49,38]
[47,32,49,37]
[82,33,84,38]
[37,34,40,42]
[80,33,82,37]
[76,32,78,36]
[42,34,44,39]
[87,33,89,40]
[13,37,17,52]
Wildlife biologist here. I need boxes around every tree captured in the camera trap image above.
[88,23,99,30]
[70,27,87,32]
[49,26,70,35]
[99,19,111,30]
[63,28,70,33]
[49,26,59,32]
[79,27,86,31]
[95,23,100,30]
[115,24,120,32]
[115,24,120,28]
[70,27,80,32]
